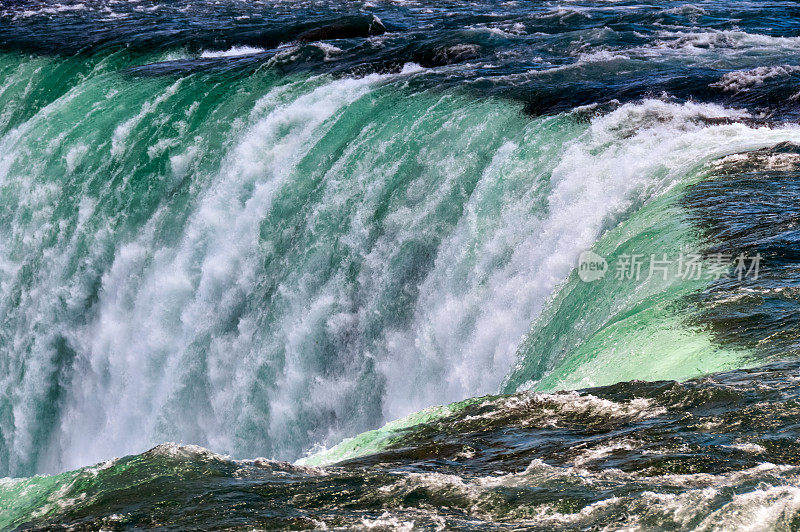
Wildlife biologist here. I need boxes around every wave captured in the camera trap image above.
[653,30,800,53]
[710,65,800,93]
[199,46,266,59]
[6,360,800,530]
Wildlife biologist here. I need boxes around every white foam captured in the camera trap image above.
[64,144,89,174]
[200,46,266,59]
[460,391,665,426]
[111,79,183,158]
[726,443,767,454]
[12,3,87,19]
[374,460,800,529]
[575,50,632,63]
[468,22,527,38]
[361,512,415,531]
[310,42,343,61]
[711,65,800,92]
[653,30,800,54]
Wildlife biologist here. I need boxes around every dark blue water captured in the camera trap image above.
[6,0,800,116]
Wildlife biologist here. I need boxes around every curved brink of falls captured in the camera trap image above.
[1,45,800,480]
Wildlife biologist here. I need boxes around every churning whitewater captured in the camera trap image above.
[3,0,800,529]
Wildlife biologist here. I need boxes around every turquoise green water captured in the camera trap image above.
[6,1,800,528]
[2,48,800,480]
[505,179,749,393]
[300,179,748,467]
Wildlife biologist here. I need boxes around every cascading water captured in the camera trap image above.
[0,54,796,477]
[4,0,800,529]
